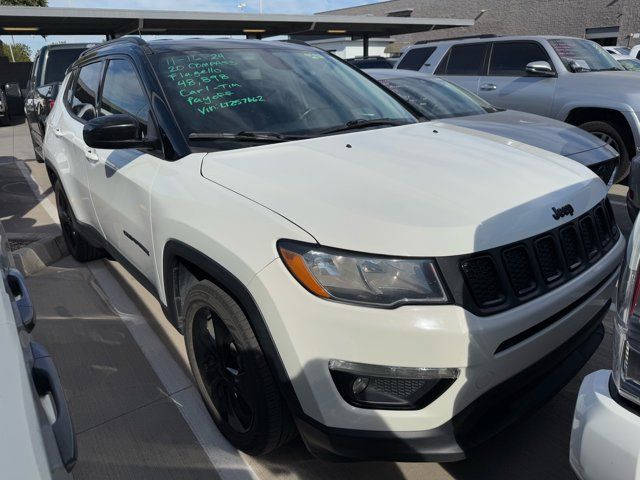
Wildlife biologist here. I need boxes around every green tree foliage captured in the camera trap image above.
[0,0,48,6]
[1,42,32,62]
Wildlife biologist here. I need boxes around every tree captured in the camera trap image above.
[1,42,32,62]
[0,0,48,6]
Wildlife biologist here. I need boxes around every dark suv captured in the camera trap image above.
[25,43,92,162]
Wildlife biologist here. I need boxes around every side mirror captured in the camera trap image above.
[83,114,153,150]
[525,61,555,76]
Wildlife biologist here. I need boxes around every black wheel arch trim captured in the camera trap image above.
[162,239,307,420]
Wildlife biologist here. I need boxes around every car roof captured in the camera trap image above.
[39,42,94,52]
[409,35,583,48]
[88,37,312,56]
[365,68,436,81]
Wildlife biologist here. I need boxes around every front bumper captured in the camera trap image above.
[250,235,623,461]
[301,301,608,461]
[570,370,640,480]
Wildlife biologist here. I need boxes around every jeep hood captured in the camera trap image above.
[439,110,616,165]
[200,122,606,257]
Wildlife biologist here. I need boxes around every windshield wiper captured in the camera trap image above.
[188,131,310,143]
[318,118,412,135]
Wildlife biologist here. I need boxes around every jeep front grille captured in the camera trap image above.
[438,199,619,316]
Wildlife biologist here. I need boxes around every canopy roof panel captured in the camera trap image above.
[0,6,473,38]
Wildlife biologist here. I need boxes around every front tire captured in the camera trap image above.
[184,280,295,455]
[54,181,105,262]
[579,120,629,183]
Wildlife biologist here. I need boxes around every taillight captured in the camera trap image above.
[614,220,640,407]
[48,99,55,110]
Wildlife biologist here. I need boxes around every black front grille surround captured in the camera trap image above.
[436,199,620,316]
[589,158,617,186]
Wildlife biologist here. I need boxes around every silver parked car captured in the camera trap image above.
[396,36,640,182]
[366,68,620,186]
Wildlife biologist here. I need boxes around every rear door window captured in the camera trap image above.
[42,48,87,86]
[68,61,102,121]
[397,47,436,71]
[439,44,488,75]
[489,42,553,76]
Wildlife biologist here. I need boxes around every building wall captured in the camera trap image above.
[323,0,640,47]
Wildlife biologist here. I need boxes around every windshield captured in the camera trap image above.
[43,48,87,85]
[619,59,640,71]
[548,38,623,72]
[152,46,416,145]
[377,75,496,119]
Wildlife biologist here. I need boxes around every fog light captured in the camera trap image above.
[352,377,369,395]
[329,359,458,410]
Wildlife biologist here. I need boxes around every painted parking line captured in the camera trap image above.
[88,261,259,480]
[14,156,259,480]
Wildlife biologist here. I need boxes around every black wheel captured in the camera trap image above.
[184,280,295,455]
[54,181,105,262]
[580,120,629,183]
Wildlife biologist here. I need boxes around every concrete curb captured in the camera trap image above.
[11,234,68,276]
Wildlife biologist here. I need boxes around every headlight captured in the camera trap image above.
[277,240,448,307]
[614,233,640,406]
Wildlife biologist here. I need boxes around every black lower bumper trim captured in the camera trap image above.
[298,298,610,462]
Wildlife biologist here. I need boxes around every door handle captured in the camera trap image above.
[53,127,64,137]
[7,268,35,332]
[84,148,99,164]
[480,83,497,91]
[31,342,77,472]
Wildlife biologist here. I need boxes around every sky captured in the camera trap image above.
[1,0,383,58]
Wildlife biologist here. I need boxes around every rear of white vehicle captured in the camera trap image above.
[570,214,640,480]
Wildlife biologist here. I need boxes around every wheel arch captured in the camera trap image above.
[564,106,636,156]
[161,239,304,416]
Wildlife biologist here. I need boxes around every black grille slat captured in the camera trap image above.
[605,199,617,236]
[594,206,611,246]
[535,236,563,283]
[579,217,599,259]
[502,246,536,296]
[560,226,582,271]
[457,200,619,315]
[460,256,505,307]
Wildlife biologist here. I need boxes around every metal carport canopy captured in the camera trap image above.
[0,6,473,38]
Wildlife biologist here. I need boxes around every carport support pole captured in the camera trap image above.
[363,35,369,57]
[8,36,15,62]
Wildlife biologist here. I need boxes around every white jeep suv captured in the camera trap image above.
[43,37,623,461]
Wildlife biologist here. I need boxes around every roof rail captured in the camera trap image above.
[415,34,499,45]
[80,36,148,57]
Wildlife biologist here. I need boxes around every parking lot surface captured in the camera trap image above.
[1,118,632,479]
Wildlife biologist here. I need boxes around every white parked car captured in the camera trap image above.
[605,46,633,57]
[0,224,76,478]
[44,37,624,461]
[570,214,640,480]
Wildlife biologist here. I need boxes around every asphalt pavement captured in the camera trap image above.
[1,117,632,480]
